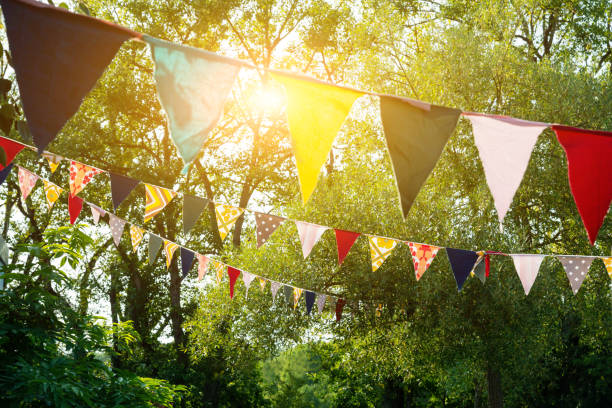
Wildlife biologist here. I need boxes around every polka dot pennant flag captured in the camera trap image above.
[43,180,63,210]
[17,166,39,200]
[602,257,612,279]
[254,212,285,247]
[144,183,177,222]
[163,240,179,269]
[108,214,126,247]
[129,225,145,252]
[214,203,244,241]
[557,256,594,294]
[69,161,103,197]
[407,242,440,281]
[368,236,398,272]
[196,254,210,281]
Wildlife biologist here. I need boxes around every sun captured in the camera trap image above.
[248,85,284,113]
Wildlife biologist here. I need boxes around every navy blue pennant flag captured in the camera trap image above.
[304,291,316,315]
[0,0,140,152]
[180,247,195,279]
[446,247,479,290]
[0,163,13,185]
[110,172,139,210]
[183,194,209,235]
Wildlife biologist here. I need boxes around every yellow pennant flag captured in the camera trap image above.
[368,235,398,272]
[42,153,62,173]
[215,203,244,241]
[603,257,612,279]
[144,183,177,222]
[271,73,363,203]
[129,225,145,252]
[213,261,226,285]
[163,240,179,269]
[259,277,267,292]
[293,287,303,309]
[43,180,63,210]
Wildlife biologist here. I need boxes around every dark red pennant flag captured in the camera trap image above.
[227,266,241,299]
[68,195,83,225]
[0,0,141,152]
[334,229,361,265]
[552,125,612,245]
[335,298,346,322]
[0,137,25,170]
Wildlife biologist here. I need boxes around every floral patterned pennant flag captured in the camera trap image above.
[129,225,145,251]
[213,261,226,285]
[43,180,63,209]
[215,203,244,241]
[69,161,103,197]
[368,236,398,272]
[196,254,210,281]
[163,240,179,269]
[17,166,39,200]
[144,183,177,222]
[407,242,440,281]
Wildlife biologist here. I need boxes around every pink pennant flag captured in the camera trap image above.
[89,203,106,224]
[295,221,329,258]
[196,254,210,281]
[511,254,545,295]
[242,271,256,298]
[464,113,548,224]
[17,166,39,200]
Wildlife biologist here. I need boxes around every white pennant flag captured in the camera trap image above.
[90,203,106,224]
[295,221,329,258]
[465,113,548,224]
[511,254,545,295]
[242,271,256,299]
[270,281,282,300]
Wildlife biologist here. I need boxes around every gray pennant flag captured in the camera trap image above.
[557,256,594,295]
[255,212,286,247]
[316,294,327,314]
[148,233,163,265]
[108,214,126,247]
[283,285,293,305]
[183,194,209,235]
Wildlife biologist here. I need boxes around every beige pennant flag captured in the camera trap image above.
[163,240,179,269]
[215,203,244,241]
[43,180,63,210]
[368,236,398,272]
[129,225,145,252]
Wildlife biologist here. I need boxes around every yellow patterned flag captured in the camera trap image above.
[213,261,226,285]
[43,180,63,210]
[259,277,267,292]
[603,257,612,279]
[271,73,363,203]
[42,153,62,173]
[293,287,303,309]
[129,225,145,252]
[144,183,177,222]
[215,203,244,241]
[163,240,179,269]
[368,236,398,272]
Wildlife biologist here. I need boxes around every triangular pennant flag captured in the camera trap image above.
[17,166,38,200]
[0,0,140,152]
[368,236,398,272]
[316,294,327,314]
[145,36,240,166]
[42,153,62,173]
[557,256,594,295]
[334,229,360,265]
[196,254,210,281]
[446,247,479,290]
[89,203,106,225]
[471,255,487,284]
[69,161,103,197]
[163,240,179,269]
[407,242,440,281]
[108,214,126,247]
[602,257,612,279]
[183,194,209,235]
[227,266,241,299]
[295,221,329,258]
[335,298,346,321]
[271,72,363,202]
[148,234,163,265]
[304,291,316,315]
[0,163,13,185]
[293,288,303,309]
[180,247,195,279]
[552,125,612,244]
[259,277,267,291]
[465,113,548,224]
[283,285,293,305]
[242,271,256,298]
[380,96,461,217]
[129,225,144,251]
[511,254,545,295]
[144,183,177,222]
[213,261,226,285]
[0,137,25,170]
[255,212,286,247]
[270,281,282,300]
[43,180,63,210]
[110,172,139,210]
[68,195,83,225]
[214,203,244,241]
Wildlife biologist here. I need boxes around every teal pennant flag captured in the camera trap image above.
[145,36,241,166]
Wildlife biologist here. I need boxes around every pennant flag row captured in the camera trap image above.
[2,0,609,246]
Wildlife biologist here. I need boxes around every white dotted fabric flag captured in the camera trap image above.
[557,256,594,294]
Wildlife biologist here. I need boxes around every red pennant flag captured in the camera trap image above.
[335,298,346,321]
[334,229,360,265]
[227,266,241,299]
[68,195,83,224]
[552,125,612,244]
[0,137,25,170]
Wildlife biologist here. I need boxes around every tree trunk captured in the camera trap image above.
[168,258,188,367]
[487,365,503,408]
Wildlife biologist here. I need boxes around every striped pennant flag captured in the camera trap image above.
[163,240,179,269]
[144,183,177,222]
